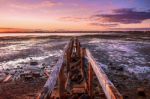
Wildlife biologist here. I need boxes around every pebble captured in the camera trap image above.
[137,88,146,97]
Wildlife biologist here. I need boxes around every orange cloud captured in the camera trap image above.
[0,28,29,33]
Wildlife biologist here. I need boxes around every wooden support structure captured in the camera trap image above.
[38,41,70,99]
[58,65,65,99]
[80,48,84,76]
[86,49,123,99]
[88,63,93,99]
[38,38,123,99]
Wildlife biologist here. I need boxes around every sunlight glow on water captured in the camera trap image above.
[0,33,100,37]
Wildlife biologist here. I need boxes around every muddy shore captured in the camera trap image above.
[0,32,150,99]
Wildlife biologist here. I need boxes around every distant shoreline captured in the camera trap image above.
[0,31,149,33]
[0,32,150,42]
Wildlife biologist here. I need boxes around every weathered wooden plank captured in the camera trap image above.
[66,39,73,72]
[88,63,93,99]
[58,65,65,99]
[86,49,123,99]
[3,75,12,83]
[38,42,70,99]
[75,38,80,57]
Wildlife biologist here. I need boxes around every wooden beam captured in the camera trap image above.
[39,56,64,99]
[88,63,93,99]
[80,48,86,76]
[75,38,80,57]
[77,41,81,57]
[3,74,12,83]
[38,41,70,99]
[66,39,73,72]
[85,49,123,99]
[58,65,65,99]
[66,50,70,73]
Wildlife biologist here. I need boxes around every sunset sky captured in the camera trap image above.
[0,0,150,32]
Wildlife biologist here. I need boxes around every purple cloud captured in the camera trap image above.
[90,23,118,27]
[92,8,150,24]
[60,16,89,22]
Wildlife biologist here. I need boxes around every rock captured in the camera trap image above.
[123,95,129,99]
[123,93,129,99]
[116,66,124,71]
[24,75,33,81]
[70,94,78,99]
[30,61,38,65]
[143,79,149,85]
[109,66,116,70]
[109,65,124,71]
[137,88,146,97]
[42,63,46,66]
[79,94,90,99]
[32,72,41,77]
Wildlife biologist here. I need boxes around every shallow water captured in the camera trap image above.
[84,38,150,81]
[0,33,150,99]
[0,33,150,81]
[0,38,67,70]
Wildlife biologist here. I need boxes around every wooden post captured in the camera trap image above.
[66,50,70,73]
[75,38,78,53]
[76,38,81,58]
[80,48,85,69]
[71,40,73,56]
[77,42,81,58]
[80,48,85,74]
[58,65,65,99]
[86,49,123,99]
[88,63,93,99]
[66,39,73,73]
[37,40,71,99]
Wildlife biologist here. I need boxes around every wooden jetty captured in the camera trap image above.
[38,38,123,99]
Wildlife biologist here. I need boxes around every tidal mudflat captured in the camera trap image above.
[0,32,150,99]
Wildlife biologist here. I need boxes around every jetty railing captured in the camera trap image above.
[85,49,123,99]
[38,38,123,99]
[38,39,74,99]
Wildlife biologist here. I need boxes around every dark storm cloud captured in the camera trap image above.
[92,8,150,24]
